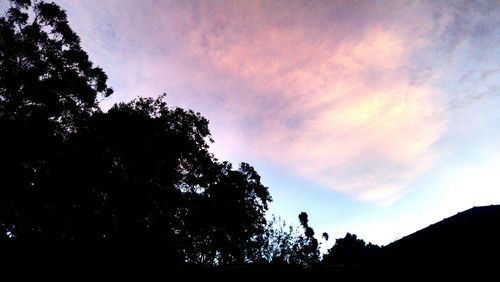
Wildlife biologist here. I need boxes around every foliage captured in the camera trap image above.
[322,233,381,266]
[0,0,112,127]
[0,1,271,268]
[258,216,301,264]
[289,212,321,267]
[258,212,325,267]
[1,0,112,243]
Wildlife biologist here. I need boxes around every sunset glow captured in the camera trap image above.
[52,0,500,245]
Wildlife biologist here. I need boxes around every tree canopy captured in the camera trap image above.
[322,233,380,266]
[0,1,381,273]
[0,1,272,268]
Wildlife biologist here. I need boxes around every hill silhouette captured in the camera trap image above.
[381,205,500,272]
[203,205,500,279]
[310,205,500,279]
[200,205,500,278]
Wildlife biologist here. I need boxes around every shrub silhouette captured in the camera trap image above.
[323,233,380,266]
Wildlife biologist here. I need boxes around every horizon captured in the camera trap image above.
[22,0,500,247]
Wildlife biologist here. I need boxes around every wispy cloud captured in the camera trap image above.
[56,0,500,204]
[169,1,448,204]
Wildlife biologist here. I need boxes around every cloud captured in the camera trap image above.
[169,2,448,204]
[55,0,499,204]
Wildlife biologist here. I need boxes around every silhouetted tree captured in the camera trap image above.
[258,216,301,264]
[289,212,321,267]
[0,0,112,242]
[0,1,272,271]
[322,233,380,266]
[180,161,271,266]
[257,213,327,268]
[50,95,217,265]
[55,96,271,266]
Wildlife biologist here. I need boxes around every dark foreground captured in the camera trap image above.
[4,205,500,278]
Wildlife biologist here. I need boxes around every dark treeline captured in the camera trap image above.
[0,1,379,274]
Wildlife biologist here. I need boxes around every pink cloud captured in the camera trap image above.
[58,0,456,204]
[165,3,448,204]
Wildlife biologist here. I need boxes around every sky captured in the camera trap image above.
[40,0,500,247]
